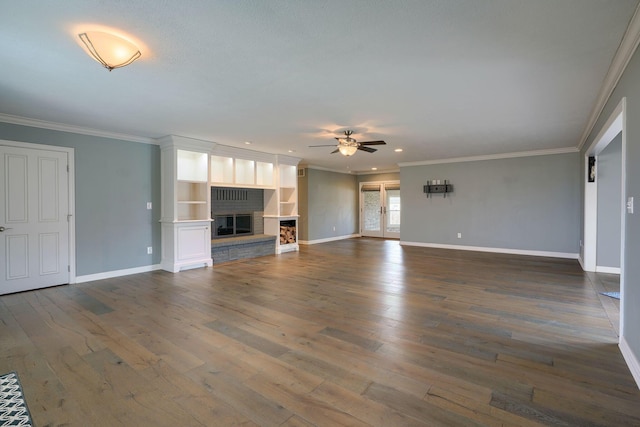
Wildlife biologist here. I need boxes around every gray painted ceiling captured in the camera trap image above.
[1,1,638,173]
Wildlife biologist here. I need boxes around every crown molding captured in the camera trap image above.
[300,164,354,175]
[0,113,156,145]
[301,164,400,175]
[398,147,578,167]
[354,168,400,175]
[275,154,302,166]
[577,4,640,150]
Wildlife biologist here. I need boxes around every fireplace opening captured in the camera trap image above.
[213,213,253,238]
[280,219,296,245]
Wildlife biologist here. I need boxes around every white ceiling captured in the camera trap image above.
[1,1,638,173]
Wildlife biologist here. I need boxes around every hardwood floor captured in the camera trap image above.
[2,238,639,426]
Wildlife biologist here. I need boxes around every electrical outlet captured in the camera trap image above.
[147,246,153,254]
[457,232,462,239]
[146,202,152,210]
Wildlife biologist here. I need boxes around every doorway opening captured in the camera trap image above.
[360,181,400,239]
[583,97,626,337]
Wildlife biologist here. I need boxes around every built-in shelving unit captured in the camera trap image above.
[159,136,214,272]
[210,150,275,188]
[263,157,301,254]
[279,165,298,217]
[161,140,300,266]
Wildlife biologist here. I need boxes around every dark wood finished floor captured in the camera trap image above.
[1,238,639,426]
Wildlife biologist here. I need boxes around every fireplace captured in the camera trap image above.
[213,213,253,238]
[280,219,296,245]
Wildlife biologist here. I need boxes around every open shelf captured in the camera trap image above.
[280,202,296,216]
[177,150,208,182]
[280,187,296,203]
[177,181,208,203]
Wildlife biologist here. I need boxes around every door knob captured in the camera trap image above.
[0,226,12,232]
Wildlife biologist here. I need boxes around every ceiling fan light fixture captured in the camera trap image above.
[78,31,141,71]
[338,143,358,156]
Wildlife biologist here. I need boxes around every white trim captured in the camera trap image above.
[210,143,277,163]
[398,147,578,167]
[578,4,640,150]
[620,336,640,390]
[400,241,578,259]
[301,164,355,175]
[0,113,155,145]
[0,139,76,284]
[275,154,302,166]
[355,168,400,175]
[595,266,621,274]
[299,234,360,245]
[75,264,162,284]
[583,98,625,273]
[578,253,585,270]
[302,164,399,176]
[157,135,216,152]
[68,148,76,285]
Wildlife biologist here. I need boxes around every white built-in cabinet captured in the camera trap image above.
[159,136,301,272]
[211,147,300,254]
[159,136,214,272]
[263,161,300,254]
[210,155,276,188]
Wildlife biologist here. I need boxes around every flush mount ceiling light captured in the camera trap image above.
[78,31,141,71]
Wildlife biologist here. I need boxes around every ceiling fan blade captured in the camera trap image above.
[330,148,340,154]
[309,144,339,147]
[359,140,386,146]
[358,146,377,153]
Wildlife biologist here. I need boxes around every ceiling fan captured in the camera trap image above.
[309,130,386,156]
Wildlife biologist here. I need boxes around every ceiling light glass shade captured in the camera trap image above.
[338,144,358,156]
[79,32,141,71]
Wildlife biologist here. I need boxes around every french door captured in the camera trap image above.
[0,143,71,295]
[360,182,400,239]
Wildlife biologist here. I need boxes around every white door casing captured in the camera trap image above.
[360,181,401,239]
[0,142,73,294]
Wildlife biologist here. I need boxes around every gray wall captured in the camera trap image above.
[596,132,622,269]
[0,122,161,276]
[582,40,640,359]
[357,172,400,183]
[400,153,580,253]
[303,168,358,241]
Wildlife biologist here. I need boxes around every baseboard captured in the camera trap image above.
[578,253,585,270]
[399,241,578,259]
[596,266,621,274]
[74,264,162,284]
[299,234,360,245]
[620,336,640,390]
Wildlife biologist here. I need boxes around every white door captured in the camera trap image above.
[0,145,70,295]
[360,182,401,239]
[384,185,401,239]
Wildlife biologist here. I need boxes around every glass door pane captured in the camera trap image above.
[385,189,401,238]
[362,188,382,237]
